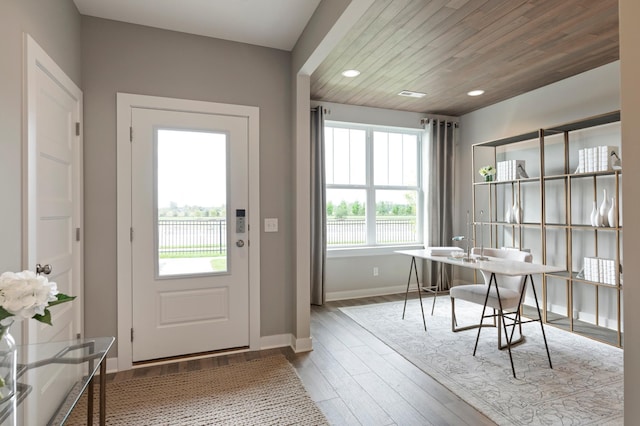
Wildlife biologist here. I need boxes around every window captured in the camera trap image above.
[325,122,422,249]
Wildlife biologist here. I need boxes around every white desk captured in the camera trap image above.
[396,249,565,377]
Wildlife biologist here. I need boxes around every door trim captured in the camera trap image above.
[116,93,260,371]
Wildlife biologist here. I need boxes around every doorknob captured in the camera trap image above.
[236,240,245,247]
[36,263,52,275]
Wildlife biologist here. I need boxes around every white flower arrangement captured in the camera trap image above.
[0,270,75,326]
[478,165,496,177]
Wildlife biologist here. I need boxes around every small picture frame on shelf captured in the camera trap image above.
[516,163,529,178]
[611,149,622,170]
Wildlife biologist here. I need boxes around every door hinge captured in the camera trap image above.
[130,126,133,142]
[75,227,81,242]
[75,122,80,136]
[131,328,134,342]
[76,332,81,339]
[130,227,134,242]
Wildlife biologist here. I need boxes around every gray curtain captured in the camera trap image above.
[310,107,326,305]
[425,118,458,290]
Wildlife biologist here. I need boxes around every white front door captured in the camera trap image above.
[130,107,250,362]
[24,35,83,345]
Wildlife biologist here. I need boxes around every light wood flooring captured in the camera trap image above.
[107,293,495,425]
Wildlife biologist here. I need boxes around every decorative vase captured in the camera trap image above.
[512,200,521,224]
[599,189,610,227]
[0,321,16,403]
[590,201,598,226]
[607,196,617,228]
[504,204,513,223]
[484,175,493,182]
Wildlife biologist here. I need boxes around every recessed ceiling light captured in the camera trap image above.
[467,89,485,96]
[398,90,426,98]
[342,69,361,77]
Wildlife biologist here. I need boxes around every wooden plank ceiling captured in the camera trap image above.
[311,0,619,116]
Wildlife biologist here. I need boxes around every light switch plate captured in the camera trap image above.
[264,218,278,232]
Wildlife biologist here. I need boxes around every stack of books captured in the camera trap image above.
[497,160,527,181]
[576,146,619,173]
[583,257,617,285]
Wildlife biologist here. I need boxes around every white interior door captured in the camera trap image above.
[130,107,250,362]
[23,34,83,426]
[24,35,83,345]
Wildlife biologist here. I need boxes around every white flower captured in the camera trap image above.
[478,165,496,177]
[0,271,60,320]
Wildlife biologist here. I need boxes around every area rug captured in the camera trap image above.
[66,354,328,425]
[340,297,623,426]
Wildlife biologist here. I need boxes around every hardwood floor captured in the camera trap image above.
[298,294,495,426]
[107,293,495,425]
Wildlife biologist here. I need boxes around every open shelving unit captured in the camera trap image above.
[471,111,623,347]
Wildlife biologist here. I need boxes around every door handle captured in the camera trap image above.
[36,263,52,275]
[236,240,245,247]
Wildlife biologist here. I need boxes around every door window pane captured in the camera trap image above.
[156,129,228,276]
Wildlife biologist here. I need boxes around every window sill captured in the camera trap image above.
[327,244,424,258]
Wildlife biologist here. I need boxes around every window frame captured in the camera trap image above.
[324,121,424,256]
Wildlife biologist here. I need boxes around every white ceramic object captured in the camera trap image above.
[590,201,598,227]
[607,196,617,228]
[512,200,521,224]
[599,189,610,227]
[505,205,512,223]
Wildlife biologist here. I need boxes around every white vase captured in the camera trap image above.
[504,204,512,223]
[590,201,598,227]
[599,189,610,227]
[607,196,617,228]
[512,200,521,224]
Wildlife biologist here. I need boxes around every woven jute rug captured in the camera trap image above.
[66,354,328,425]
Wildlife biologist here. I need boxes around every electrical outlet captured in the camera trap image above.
[373,267,379,276]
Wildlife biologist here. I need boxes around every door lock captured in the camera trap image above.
[236,240,245,247]
[36,263,52,275]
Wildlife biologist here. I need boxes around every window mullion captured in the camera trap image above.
[366,129,376,245]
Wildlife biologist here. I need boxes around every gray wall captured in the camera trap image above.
[81,17,293,347]
[0,0,81,272]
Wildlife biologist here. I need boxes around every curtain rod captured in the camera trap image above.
[421,118,459,128]
[310,107,331,114]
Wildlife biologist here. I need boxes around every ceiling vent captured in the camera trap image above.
[398,90,426,98]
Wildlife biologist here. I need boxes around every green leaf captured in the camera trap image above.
[47,293,76,307]
[33,309,52,325]
[0,307,12,322]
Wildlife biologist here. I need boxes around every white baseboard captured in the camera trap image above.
[291,336,313,353]
[326,284,407,301]
[260,333,312,352]
[260,333,292,350]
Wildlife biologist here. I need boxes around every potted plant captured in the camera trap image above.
[478,165,496,182]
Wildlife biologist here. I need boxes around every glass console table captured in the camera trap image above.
[0,337,114,426]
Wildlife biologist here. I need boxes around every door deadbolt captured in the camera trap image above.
[236,240,245,247]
